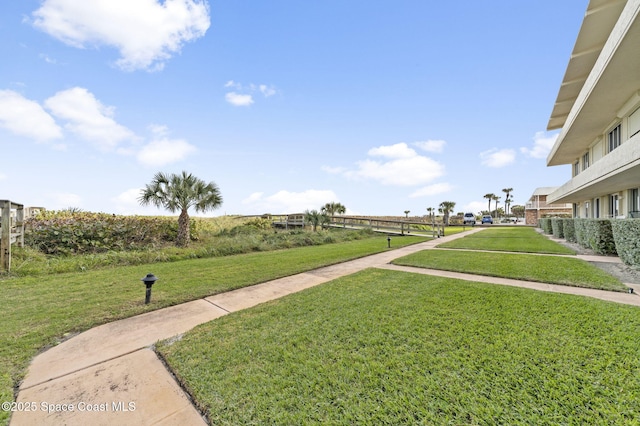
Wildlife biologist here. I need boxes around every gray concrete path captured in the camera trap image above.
[10,227,640,425]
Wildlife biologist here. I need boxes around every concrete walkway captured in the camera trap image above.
[10,228,640,425]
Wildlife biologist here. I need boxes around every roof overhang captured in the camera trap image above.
[547,0,640,166]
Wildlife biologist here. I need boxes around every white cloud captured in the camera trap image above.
[321,165,346,174]
[45,87,137,151]
[243,189,339,213]
[225,92,254,107]
[521,131,558,159]
[0,90,63,142]
[137,128,197,166]
[409,182,453,198]
[48,192,82,209]
[31,0,210,72]
[0,173,7,181]
[414,139,446,153]
[480,148,516,168]
[368,142,416,159]
[224,81,277,106]
[334,143,445,187]
[259,84,276,97]
[111,188,142,212]
[462,201,487,215]
[242,192,264,204]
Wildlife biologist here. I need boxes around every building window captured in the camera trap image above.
[609,194,619,218]
[582,152,589,170]
[595,198,600,218]
[573,161,580,176]
[585,201,590,218]
[608,124,621,153]
[631,188,640,217]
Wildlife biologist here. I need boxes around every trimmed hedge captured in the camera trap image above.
[611,219,640,267]
[551,218,564,239]
[574,218,617,255]
[539,218,553,234]
[563,219,576,243]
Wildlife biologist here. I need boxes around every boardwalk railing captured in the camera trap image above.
[0,200,25,272]
[327,216,443,237]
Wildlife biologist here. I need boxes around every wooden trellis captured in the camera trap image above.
[0,200,24,272]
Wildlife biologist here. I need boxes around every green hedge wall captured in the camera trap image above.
[574,218,616,255]
[611,219,640,267]
[551,218,564,239]
[539,218,553,234]
[563,219,576,243]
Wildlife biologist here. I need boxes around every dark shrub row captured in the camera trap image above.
[25,211,196,255]
[539,217,640,265]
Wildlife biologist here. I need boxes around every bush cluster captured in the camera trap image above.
[611,219,640,267]
[539,217,618,257]
[24,211,196,255]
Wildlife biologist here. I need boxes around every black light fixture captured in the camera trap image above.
[387,236,391,248]
[141,273,158,304]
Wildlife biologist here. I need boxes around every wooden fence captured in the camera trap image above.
[0,200,25,272]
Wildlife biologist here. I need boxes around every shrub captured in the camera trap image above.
[539,218,553,234]
[574,218,587,247]
[578,219,616,255]
[24,211,196,255]
[551,218,564,238]
[611,219,640,267]
[563,219,576,243]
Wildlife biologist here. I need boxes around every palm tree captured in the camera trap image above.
[492,195,501,219]
[321,202,346,216]
[139,171,223,247]
[426,207,435,224]
[502,188,513,216]
[304,209,328,232]
[438,201,456,226]
[404,210,410,218]
[484,193,495,217]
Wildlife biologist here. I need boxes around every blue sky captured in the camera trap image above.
[1,1,587,217]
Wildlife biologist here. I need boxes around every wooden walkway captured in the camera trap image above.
[327,216,443,238]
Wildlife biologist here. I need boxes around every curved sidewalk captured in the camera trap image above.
[10,227,640,425]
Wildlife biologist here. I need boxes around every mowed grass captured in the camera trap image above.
[0,235,426,426]
[392,250,628,292]
[437,227,576,254]
[158,269,640,425]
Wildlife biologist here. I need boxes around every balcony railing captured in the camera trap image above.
[525,201,572,210]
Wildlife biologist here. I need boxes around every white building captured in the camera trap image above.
[547,0,640,219]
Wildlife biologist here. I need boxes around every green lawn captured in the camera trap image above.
[392,249,627,292]
[158,269,640,425]
[437,227,576,254]
[0,235,426,426]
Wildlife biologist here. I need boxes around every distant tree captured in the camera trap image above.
[511,204,525,218]
[438,201,456,226]
[404,210,410,218]
[426,207,435,223]
[502,188,513,216]
[304,209,329,232]
[139,171,223,247]
[321,202,346,216]
[484,193,495,217]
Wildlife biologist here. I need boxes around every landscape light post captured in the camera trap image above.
[387,236,391,248]
[141,273,158,304]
